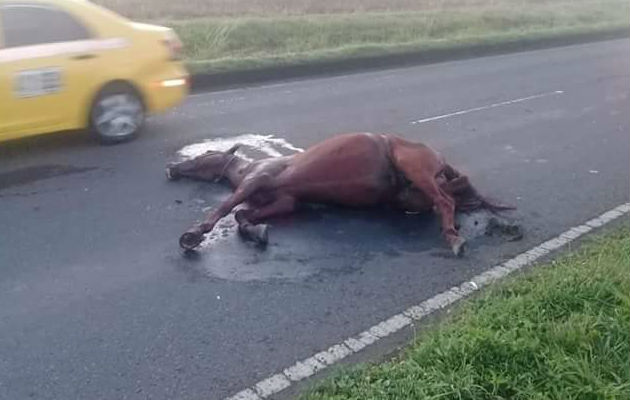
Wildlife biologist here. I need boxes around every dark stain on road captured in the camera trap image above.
[169,205,522,283]
[0,164,97,191]
[169,205,441,282]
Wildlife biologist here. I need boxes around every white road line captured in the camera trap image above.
[410,90,564,125]
[223,202,630,400]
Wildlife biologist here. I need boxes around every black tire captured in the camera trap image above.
[89,82,145,144]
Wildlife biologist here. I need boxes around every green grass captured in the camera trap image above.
[93,0,630,20]
[95,0,630,74]
[302,227,630,400]
[160,0,629,74]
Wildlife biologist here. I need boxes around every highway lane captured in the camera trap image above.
[0,39,628,399]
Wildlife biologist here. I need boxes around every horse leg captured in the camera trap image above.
[234,196,296,246]
[416,177,465,256]
[394,186,433,213]
[393,165,464,255]
[395,165,464,213]
[389,143,464,255]
[179,174,273,249]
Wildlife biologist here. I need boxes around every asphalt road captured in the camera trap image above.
[1,39,628,400]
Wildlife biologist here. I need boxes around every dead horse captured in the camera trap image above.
[167,133,513,256]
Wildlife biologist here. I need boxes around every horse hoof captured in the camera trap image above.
[240,224,269,247]
[166,166,180,181]
[180,231,203,250]
[451,237,466,257]
[252,224,269,247]
[238,224,269,247]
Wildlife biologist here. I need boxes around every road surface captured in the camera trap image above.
[1,39,628,400]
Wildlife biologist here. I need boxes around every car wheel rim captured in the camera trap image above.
[94,93,143,138]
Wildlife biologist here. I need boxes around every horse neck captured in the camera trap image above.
[224,156,251,187]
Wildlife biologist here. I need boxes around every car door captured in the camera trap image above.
[0,2,98,139]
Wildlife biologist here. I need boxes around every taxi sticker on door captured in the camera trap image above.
[14,68,62,98]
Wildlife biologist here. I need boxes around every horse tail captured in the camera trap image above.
[478,196,516,213]
[443,164,516,214]
[454,191,515,214]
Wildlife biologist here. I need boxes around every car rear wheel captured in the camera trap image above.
[90,83,144,144]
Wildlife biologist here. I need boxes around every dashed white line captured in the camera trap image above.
[410,90,564,125]
[224,202,629,400]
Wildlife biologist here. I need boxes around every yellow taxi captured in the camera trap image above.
[0,0,188,143]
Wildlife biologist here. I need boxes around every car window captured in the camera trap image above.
[1,4,91,48]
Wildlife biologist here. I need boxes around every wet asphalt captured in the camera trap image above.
[1,39,629,400]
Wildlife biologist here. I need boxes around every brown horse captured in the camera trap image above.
[167,133,513,256]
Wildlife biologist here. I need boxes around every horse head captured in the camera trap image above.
[166,144,241,182]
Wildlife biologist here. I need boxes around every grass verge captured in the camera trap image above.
[302,227,630,400]
[158,0,629,74]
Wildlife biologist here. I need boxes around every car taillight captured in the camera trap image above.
[163,32,183,61]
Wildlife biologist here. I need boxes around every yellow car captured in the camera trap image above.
[0,0,189,143]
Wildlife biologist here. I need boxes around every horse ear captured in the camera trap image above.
[226,144,241,154]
